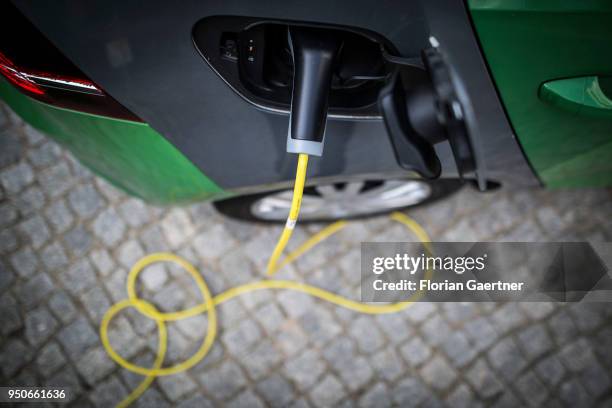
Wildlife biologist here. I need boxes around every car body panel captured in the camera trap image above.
[468,0,612,188]
[11,0,537,199]
[0,78,224,204]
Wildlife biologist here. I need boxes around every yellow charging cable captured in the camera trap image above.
[266,153,309,275]
[100,153,433,407]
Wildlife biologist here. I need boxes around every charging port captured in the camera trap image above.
[193,16,399,118]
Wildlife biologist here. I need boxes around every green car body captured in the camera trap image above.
[469,0,612,188]
[1,0,611,205]
[0,80,225,205]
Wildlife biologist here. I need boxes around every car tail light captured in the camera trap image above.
[0,2,142,122]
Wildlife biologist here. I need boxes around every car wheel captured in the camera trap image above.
[214,178,463,223]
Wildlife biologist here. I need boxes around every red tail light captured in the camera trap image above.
[0,51,45,95]
[0,2,142,121]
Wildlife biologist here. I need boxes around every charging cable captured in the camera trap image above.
[266,153,309,275]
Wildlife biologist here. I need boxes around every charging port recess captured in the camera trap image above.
[193,16,424,119]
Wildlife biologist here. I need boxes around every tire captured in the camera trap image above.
[214,178,463,223]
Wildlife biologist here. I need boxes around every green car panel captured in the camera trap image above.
[468,0,612,188]
[0,79,225,204]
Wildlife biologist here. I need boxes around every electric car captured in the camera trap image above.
[1,1,610,222]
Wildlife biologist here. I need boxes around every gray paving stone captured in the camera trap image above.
[56,315,98,360]
[288,398,311,408]
[1,339,33,377]
[16,185,46,216]
[118,198,150,227]
[92,208,126,247]
[46,365,82,397]
[140,224,170,252]
[299,308,342,347]
[488,337,528,381]
[40,241,69,271]
[1,161,34,193]
[240,340,282,380]
[89,248,115,276]
[117,239,145,268]
[193,224,236,260]
[514,371,548,407]
[559,338,597,372]
[518,301,555,320]
[534,354,566,389]
[517,324,553,359]
[440,331,477,368]
[227,390,265,408]
[48,290,78,324]
[36,342,67,377]
[548,309,579,346]
[63,224,94,256]
[140,262,168,291]
[464,316,499,353]
[337,356,374,392]
[0,201,18,228]
[420,313,452,347]
[370,348,404,382]
[256,374,295,408]
[160,209,195,249]
[27,141,61,169]
[358,382,390,408]
[309,374,346,407]
[490,302,526,334]
[18,215,51,249]
[284,348,326,391]
[24,305,59,346]
[392,378,430,407]
[81,286,111,323]
[68,184,104,219]
[151,281,190,313]
[491,391,521,408]
[94,177,125,203]
[0,227,18,252]
[23,125,45,145]
[90,375,128,408]
[465,358,504,399]
[61,258,97,296]
[198,360,247,400]
[135,389,173,408]
[323,337,356,370]
[349,316,385,353]
[105,315,147,361]
[38,162,73,198]
[66,154,93,180]
[255,301,285,334]
[581,360,611,397]
[0,130,23,168]
[44,199,74,234]
[400,337,432,367]
[0,292,22,335]
[16,272,54,309]
[222,318,262,356]
[445,384,477,408]
[559,378,592,407]
[568,302,606,331]
[75,346,116,386]
[158,372,198,402]
[10,246,40,277]
[278,290,315,319]
[420,356,457,392]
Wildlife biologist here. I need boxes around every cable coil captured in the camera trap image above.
[100,154,433,407]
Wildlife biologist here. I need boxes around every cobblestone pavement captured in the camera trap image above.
[1,100,612,408]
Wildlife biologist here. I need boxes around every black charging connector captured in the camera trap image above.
[286,27,342,156]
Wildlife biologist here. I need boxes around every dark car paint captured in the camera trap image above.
[14,0,538,190]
